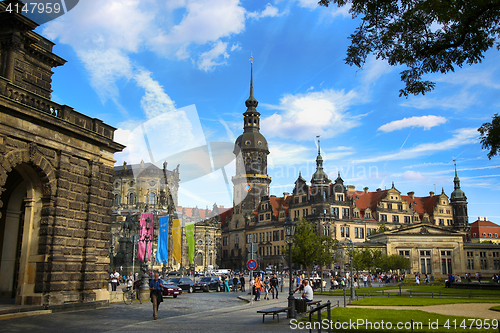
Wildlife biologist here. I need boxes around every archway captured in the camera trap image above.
[0,163,44,305]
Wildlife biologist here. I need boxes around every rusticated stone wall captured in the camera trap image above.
[0,2,124,306]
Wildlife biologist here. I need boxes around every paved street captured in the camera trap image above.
[1,291,247,332]
[1,288,347,332]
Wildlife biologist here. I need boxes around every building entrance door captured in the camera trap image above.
[0,165,43,304]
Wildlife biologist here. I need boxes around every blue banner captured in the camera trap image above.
[156,216,169,263]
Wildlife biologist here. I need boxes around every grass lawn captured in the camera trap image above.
[317,284,500,297]
[350,296,500,306]
[299,307,499,332]
[491,305,500,312]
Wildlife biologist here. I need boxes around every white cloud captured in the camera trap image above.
[198,40,230,71]
[43,0,247,101]
[295,0,318,9]
[400,91,476,111]
[134,69,176,119]
[378,115,447,133]
[230,43,241,52]
[434,67,500,90]
[296,0,350,18]
[268,142,311,167]
[361,57,394,85]
[247,3,285,19]
[150,0,246,55]
[77,48,133,103]
[402,170,426,182]
[261,89,361,140]
[354,128,479,163]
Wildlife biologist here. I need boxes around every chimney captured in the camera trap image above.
[429,191,434,197]
[220,205,224,209]
[347,185,355,192]
[363,187,369,193]
[283,192,289,199]
[407,192,414,199]
[376,188,381,192]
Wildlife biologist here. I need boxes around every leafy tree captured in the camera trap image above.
[478,113,500,159]
[319,0,500,97]
[284,219,339,286]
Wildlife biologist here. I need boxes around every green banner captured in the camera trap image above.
[185,223,195,265]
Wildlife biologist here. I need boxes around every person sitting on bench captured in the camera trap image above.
[301,279,313,302]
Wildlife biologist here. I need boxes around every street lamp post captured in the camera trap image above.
[284,218,296,319]
[140,216,153,296]
[348,239,355,300]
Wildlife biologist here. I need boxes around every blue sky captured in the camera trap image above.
[36,0,500,224]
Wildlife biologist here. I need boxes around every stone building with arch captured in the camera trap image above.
[0,3,124,306]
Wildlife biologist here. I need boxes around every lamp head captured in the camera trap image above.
[284,217,296,240]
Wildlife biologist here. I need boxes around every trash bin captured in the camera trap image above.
[294,298,307,313]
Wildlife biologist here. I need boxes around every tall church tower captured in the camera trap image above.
[310,138,331,214]
[450,163,469,235]
[232,60,271,215]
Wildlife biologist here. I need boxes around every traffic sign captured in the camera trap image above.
[247,259,257,271]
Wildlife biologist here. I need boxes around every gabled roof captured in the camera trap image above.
[401,195,440,216]
[220,208,233,228]
[347,189,388,211]
[471,219,500,228]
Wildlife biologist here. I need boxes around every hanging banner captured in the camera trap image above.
[185,223,195,265]
[156,216,169,263]
[172,218,182,262]
[138,212,153,262]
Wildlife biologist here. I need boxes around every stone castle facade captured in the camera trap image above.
[221,64,499,278]
[0,1,124,306]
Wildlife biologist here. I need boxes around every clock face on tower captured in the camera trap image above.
[244,184,252,192]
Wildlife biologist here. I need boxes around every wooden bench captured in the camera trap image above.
[306,300,321,310]
[256,306,292,323]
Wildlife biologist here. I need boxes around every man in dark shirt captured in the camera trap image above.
[240,275,245,292]
[233,276,239,292]
[149,273,163,320]
[270,274,279,299]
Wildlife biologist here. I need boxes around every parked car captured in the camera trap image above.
[193,276,220,292]
[133,278,183,298]
[165,277,195,293]
[167,271,180,276]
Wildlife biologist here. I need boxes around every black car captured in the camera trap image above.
[193,277,220,292]
[165,277,195,293]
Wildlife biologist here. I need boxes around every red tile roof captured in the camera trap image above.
[471,220,500,228]
[219,208,233,228]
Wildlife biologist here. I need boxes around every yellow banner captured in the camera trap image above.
[172,219,181,262]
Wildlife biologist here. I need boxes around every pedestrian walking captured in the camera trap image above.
[270,274,279,299]
[232,276,239,292]
[110,269,120,291]
[254,276,262,301]
[263,277,270,300]
[240,275,245,292]
[150,273,164,320]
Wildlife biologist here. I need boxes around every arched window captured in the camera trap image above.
[147,192,155,205]
[114,194,119,206]
[129,193,135,205]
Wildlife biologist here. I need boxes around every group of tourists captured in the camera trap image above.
[250,274,280,301]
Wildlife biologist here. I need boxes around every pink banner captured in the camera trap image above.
[138,213,153,262]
